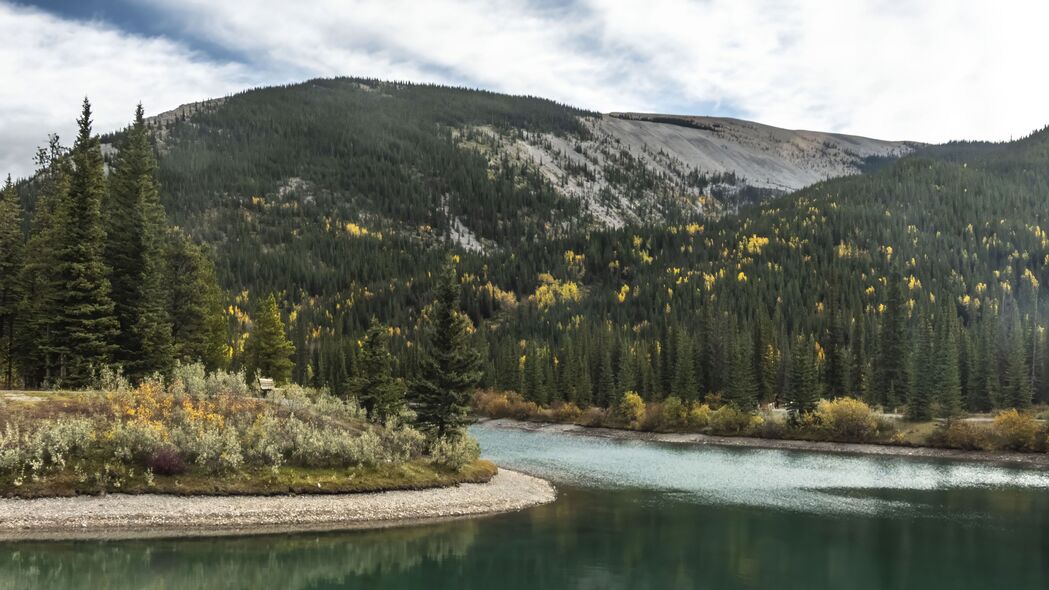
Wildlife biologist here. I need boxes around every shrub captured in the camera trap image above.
[751,413,787,439]
[687,402,713,429]
[550,401,582,423]
[614,392,646,430]
[941,420,991,450]
[146,447,187,475]
[659,397,688,430]
[814,397,879,442]
[428,432,481,470]
[709,406,753,435]
[578,407,607,427]
[171,362,207,398]
[205,370,251,398]
[991,410,1042,452]
[94,366,131,393]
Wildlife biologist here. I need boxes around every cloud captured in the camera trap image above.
[0,2,254,178]
[142,0,1049,143]
[5,0,1049,179]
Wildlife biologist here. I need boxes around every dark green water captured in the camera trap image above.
[3,423,1049,590]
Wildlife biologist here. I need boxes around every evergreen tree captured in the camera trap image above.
[106,104,173,379]
[52,99,118,386]
[824,311,849,398]
[671,332,698,401]
[0,177,23,387]
[1004,319,1033,409]
[785,336,818,418]
[597,344,616,407]
[411,262,484,438]
[936,317,963,418]
[616,344,637,396]
[872,272,909,410]
[574,347,593,406]
[15,138,67,386]
[166,230,228,370]
[243,293,295,384]
[907,314,934,421]
[347,318,405,422]
[725,331,758,410]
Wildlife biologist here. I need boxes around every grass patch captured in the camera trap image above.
[1,459,497,498]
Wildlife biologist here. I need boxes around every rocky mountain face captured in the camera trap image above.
[136,79,914,247]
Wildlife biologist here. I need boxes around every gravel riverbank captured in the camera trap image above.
[0,469,555,541]
[485,419,1049,469]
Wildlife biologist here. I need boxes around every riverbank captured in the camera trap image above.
[485,419,1049,469]
[0,468,555,541]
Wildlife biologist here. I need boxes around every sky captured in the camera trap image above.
[2,0,1049,179]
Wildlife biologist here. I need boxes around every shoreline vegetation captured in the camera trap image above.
[0,370,489,499]
[0,469,555,541]
[474,390,1049,462]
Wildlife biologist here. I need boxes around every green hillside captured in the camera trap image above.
[5,79,1048,418]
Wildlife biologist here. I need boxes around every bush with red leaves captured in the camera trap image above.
[146,447,187,476]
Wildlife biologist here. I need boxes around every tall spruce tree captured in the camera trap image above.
[873,271,909,410]
[786,336,818,418]
[166,229,228,370]
[1004,315,1033,409]
[106,104,173,379]
[936,315,963,418]
[0,177,23,387]
[907,313,935,420]
[53,99,118,386]
[243,293,295,384]
[725,330,758,410]
[15,138,67,386]
[347,317,405,422]
[671,332,698,401]
[824,311,849,398]
[411,262,484,438]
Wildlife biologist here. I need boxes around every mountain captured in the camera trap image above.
[71,77,1049,407]
[138,78,913,239]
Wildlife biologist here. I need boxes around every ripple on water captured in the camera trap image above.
[471,423,1049,515]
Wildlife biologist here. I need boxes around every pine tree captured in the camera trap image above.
[597,344,615,407]
[671,332,698,401]
[824,311,849,398]
[725,330,757,410]
[243,293,295,384]
[936,319,963,418]
[52,99,119,386]
[617,344,637,396]
[411,262,484,438]
[575,347,593,406]
[166,230,228,370]
[786,336,818,418]
[1004,318,1033,409]
[347,318,405,422]
[0,177,24,387]
[873,271,909,410]
[907,314,934,421]
[15,138,67,386]
[106,104,173,379]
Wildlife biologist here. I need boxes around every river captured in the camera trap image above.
[2,422,1048,589]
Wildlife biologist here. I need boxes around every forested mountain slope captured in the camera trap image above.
[11,77,1045,417]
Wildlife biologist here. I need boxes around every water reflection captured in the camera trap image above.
[0,522,477,589]
[473,422,1049,514]
[3,425,1049,589]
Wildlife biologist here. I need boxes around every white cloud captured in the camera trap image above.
[144,0,1049,143]
[0,2,254,178]
[4,0,1048,179]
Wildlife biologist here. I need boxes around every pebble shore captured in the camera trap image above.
[0,469,555,541]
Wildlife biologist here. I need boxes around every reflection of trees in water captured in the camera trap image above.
[0,522,478,590]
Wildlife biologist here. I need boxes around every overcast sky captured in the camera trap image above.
[2,0,1048,178]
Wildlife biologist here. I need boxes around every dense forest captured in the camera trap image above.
[2,78,1048,423]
